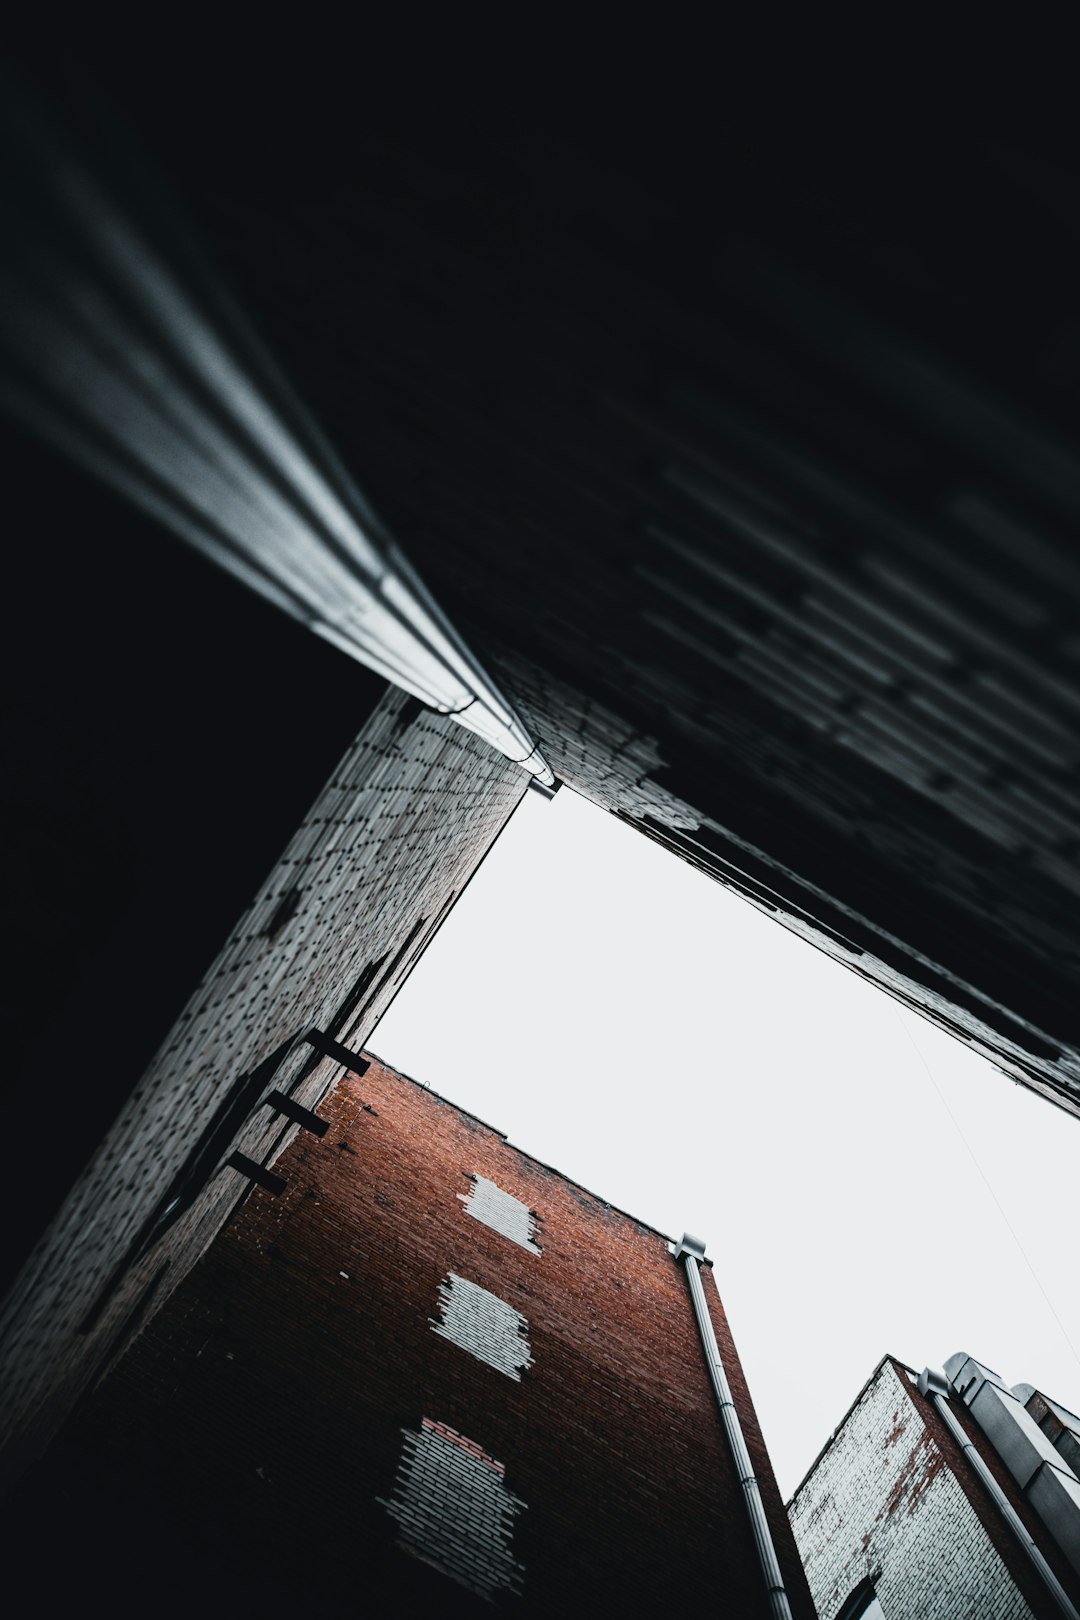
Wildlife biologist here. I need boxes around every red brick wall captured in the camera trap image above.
[0,697,526,1484]
[63,1055,815,1617]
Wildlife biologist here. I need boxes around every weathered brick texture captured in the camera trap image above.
[379,1416,527,1600]
[0,696,526,1484]
[53,1056,815,1617]
[789,1355,1077,1619]
[431,1272,534,1381]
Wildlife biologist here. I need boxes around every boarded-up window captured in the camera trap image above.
[459,1176,541,1253]
[432,1273,532,1381]
[379,1418,525,1599]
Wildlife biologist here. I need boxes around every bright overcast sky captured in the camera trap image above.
[372,785,1080,1500]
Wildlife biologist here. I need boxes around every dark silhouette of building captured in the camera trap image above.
[4,43,1080,1490]
[72,65,1080,1124]
[7,54,1080,1123]
[13,1054,816,1619]
[789,1353,1080,1619]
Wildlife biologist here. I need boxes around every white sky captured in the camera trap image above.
[372,785,1080,1499]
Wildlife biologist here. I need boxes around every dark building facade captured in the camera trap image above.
[6,54,1080,1121]
[789,1353,1080,1619]
[4,42,1080,1498]
[0,677,528,1483]
[16,1055,816,1618]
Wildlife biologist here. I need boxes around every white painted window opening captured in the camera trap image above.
[459,1175,541,1253]
[432,1272,533,1381]
[378,1417,525,1599]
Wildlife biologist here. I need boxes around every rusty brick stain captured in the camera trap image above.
[883,1408,906,1449]
[880,1429,945,1521]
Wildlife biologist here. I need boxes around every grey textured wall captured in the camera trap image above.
[0,690,526,1484]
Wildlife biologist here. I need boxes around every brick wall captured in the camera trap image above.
[789,1355,1076,1619]
[0,695,526,1485]
[43,1056,816,1617]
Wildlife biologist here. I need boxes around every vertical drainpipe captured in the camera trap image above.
[675,1234,795,1620]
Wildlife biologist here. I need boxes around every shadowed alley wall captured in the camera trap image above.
[27,56,1080,1119]
[0,684,526,1483]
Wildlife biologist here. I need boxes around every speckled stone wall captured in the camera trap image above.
[0,694,526,1485]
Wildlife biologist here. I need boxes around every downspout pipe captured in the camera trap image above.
[0,74,553,786]
[917,1367,1080,1620]
[675,1234,794,1620]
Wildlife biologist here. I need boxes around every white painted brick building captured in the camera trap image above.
[789,1356,1078,1620]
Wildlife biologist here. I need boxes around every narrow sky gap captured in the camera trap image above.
[372,786,1080,1499]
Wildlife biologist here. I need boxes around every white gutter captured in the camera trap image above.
[675,1234,794,1620]
[0,80,553,785]
[917,1366,1080,1620]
